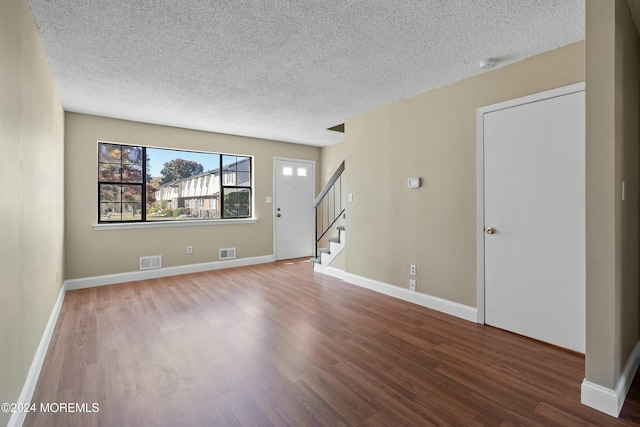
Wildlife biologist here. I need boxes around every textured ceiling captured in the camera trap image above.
[29,0,586,147]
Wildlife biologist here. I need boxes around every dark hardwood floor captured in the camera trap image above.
[25,259,640,426]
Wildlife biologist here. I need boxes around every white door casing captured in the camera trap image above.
[274,158,315,260]
[476,83,586,353]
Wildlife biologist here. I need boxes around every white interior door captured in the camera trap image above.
[481,86,585,352]
[274,158,314,260]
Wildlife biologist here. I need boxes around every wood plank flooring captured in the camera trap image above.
[25,259,640,426]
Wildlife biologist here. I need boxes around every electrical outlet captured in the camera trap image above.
[409,279,416,291]
[187,246,193,254]
[410,265,416,276]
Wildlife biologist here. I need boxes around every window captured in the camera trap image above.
[222,155,251,218]
[98,142,252,223]
[98,144,143,221]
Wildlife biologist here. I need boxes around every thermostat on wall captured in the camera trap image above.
[408,178,421,188]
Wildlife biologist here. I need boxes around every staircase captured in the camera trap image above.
[311,225,345,271]
[311,161,345,271]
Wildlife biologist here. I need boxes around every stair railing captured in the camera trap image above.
[313,160,345,259]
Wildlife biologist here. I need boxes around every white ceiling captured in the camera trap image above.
[29,0,589,147]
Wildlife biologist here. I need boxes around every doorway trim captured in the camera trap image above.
[475,82,585,324]
[272,157,316,260]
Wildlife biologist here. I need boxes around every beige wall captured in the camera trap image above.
[65,113,320,279]
[0,0,65,424]
[585,0,640,390]
[614,0,640,391]
[320,141,346,186]
[340,42,585,307]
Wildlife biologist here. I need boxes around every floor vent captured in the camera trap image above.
[140,255,162,271]
[219,248,236,260]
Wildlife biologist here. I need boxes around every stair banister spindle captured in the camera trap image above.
[312,161,345,265]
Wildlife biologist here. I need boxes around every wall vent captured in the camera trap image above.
[140,255,162,271]
[219,248,236,260]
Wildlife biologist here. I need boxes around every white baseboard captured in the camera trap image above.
[581,381,619,417]
[322,267,477,323]
[8,285,66,427]
[321,266,349,281]
[581,341,640,417]
[65,255,275,290]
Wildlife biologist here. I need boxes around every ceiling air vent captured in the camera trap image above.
[140,255,162,271]
[219,248,236,260]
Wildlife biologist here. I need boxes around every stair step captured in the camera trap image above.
[337,225,345,231]
[318,248,330,254]
[327,237,340,243]
[310,257,321,264]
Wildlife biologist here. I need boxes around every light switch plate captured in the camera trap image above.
[408,178,421,188]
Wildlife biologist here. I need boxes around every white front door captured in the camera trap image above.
[479,84,585,352]
[274,158,315,260]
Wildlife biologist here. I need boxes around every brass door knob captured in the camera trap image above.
[486,227,496,234]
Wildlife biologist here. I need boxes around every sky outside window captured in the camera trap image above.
[146,147,220,179]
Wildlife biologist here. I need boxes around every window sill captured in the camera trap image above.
[93,218,257,231]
